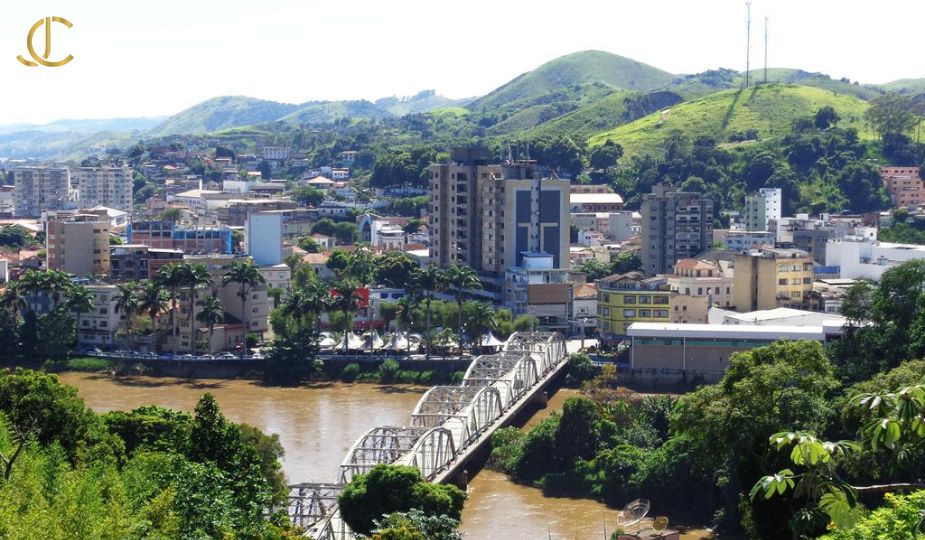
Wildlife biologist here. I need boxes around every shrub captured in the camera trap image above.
[65,358,113,372]
[378,359,401,383]
[341,363,360,383]
[565,352,599,387]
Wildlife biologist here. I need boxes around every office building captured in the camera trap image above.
[13,166,75,217]
[46,213,111,277]
[733,247,813,311]
[640,184,713,275]
[76,166,133,214]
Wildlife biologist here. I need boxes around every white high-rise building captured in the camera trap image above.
[13,166,75,217]
[76,166,134,214]
[744,188,782,232]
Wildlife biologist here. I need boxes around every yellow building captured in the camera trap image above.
[46,213,111,277]
[733,247,813,311]
[597,272,673,346]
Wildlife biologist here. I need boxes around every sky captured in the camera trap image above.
[0,0,923,124]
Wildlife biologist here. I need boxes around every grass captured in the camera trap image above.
[588,83,874,159]
[42,357,114,373]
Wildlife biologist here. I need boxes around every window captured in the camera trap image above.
[639,309,651,318]
[603,308,610,316]
[697,287,703,295]
[639,296,651,304]
[655,309,669,317]
[778,278,788,285]
[100,321,107,328]
[623,309,636,318]
[623,295,636,304]
[603,294,610,303]
[653,296,669,305]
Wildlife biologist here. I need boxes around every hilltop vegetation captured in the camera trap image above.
[590,83,873,158]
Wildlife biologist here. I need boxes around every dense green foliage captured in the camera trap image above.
[338,464,465,535]
[0,370,291,537]
[818,491,925,540]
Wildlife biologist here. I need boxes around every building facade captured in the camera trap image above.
[13,166,74,217]
[46,214,111,277]
[76,166,133,214]
[640,184,713,276]
[744,188,782,231]
[667,258,734,308]
[880,166,924,209]
[733,247,813,311]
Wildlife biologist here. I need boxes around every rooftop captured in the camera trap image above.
[627,322,830,340]
[570,193,624,205]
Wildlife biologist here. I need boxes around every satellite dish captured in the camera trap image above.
[617,498,651,527]
[653,516,669,531]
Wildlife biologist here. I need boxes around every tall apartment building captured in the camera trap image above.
[76,166,133,213]
[13,166,75,217]
[429,148,570,278]
[640,184,713,276]
[46,213,111,277]
[880,166,924,209]
[744,188,782,232]
[733,247,813,311]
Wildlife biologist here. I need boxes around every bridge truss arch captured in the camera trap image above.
[410,385,504,449]
[461,352,538,408]
[394,426,457,480]
[338,426,431,484]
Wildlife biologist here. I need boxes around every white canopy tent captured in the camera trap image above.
[334,332,365,351]
[363,330,385,351]
[384,332,409,351]
[479,331,504,348]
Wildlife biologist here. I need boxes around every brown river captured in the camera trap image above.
[58,373,714,540]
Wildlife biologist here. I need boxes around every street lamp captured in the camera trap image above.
[580,318,588,350]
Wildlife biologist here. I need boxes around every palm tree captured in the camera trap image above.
[223,259,266,359]
[443,265,482,350]
[137,280,170,352]
[0,281,26,316]
[113,282,138,350]
[182,263,213,354]
[304,280,332,338]
[330,279,363,354]
[155,263,185,356]
[395,296,415,355]
[466,301,499,354]
[411,265,448,360]
[196,294,225,354]
[65,284,94,347]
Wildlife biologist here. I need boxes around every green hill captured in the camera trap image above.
[484,82,617,135]
[279,100,388,125]
[877,78,925,95]
[524,89,684,141]
[469,50,674,113]
[375,90,474,116]
[589,83,873,158]
[149,96,299,136]
[665,68,882,100]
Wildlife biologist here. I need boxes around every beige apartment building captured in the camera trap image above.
[76,166,134,213]
[46,214,111,277]
[733,247,813,311]
[13,166,75,217]
[667,258,734,308]
[429,148,570,280]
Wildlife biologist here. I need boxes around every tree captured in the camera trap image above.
[291,186,325,207]
[330,279,363,354]
[464,301,498,352]
[113,282,138,349]
[589,140,624,170]
[257,160,272,179]
[137,280,170,351]
[377,252,419,289]
[814,106,841,130]
[671,340,840,538]
[223,259,266,360]
[865,93,920,139]
[196,294,225,353]
[65,284,94,347]
[159,207,183,223]
[410,265,447,360]
[442,266,482,350]
[181,263,213,354]
[156,263,186,356]
[369,509,462,540]
[338,464,466,536]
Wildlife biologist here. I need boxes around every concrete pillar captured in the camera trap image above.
[534,391,548,408]
[453,469,469,491]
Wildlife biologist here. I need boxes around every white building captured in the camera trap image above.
[246,212,284,266]
[223,180,250,194]
[723,230,775,252]
[745,188,782,232]
[14,166,75,217]
[76,166,134,214]
[826,230,925,280]
[77,284,122,348]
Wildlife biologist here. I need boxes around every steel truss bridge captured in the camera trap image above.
[284,331,569,539]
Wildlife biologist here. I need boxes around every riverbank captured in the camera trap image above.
[56,373,716,539]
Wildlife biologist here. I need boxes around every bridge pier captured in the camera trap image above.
[453,469,469,491]
[533,390,548,408]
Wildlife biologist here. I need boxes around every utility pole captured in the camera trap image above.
[764,16,769,83]
[745,1,752,88]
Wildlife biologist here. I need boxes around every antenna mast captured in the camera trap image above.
[745,1,752,88]
[764,16,769,83]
